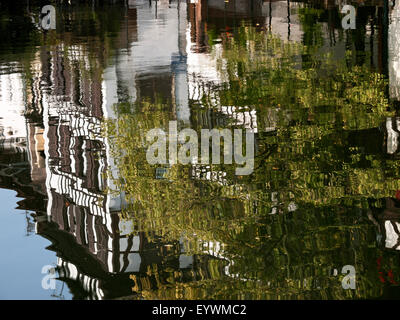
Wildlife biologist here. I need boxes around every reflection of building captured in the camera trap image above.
[14,1,218,299]
[29,42,191,299]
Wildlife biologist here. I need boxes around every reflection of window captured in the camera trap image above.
[82,140,88,177]
[386,118,400,154]
[384,220,400,250]
[75,137,85,177]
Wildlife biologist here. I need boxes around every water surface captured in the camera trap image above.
[1,0,400,299]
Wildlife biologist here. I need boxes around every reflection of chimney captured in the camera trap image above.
[383,0,389,76]
[189,0,207,53]
[174,0,190,125]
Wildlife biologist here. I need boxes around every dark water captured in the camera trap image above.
[2,0,400,300]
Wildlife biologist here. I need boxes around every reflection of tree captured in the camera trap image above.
[209,24,397,205]
[105,21,399,299]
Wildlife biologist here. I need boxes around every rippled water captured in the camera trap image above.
[1,0,400,300]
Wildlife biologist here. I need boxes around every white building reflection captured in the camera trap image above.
[389,0,400,100]
[0,72,27,153]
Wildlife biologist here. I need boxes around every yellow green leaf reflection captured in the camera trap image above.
[103,21,400,299]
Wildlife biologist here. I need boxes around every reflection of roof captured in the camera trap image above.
[0,162,46,212]
[36,215,222,299]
